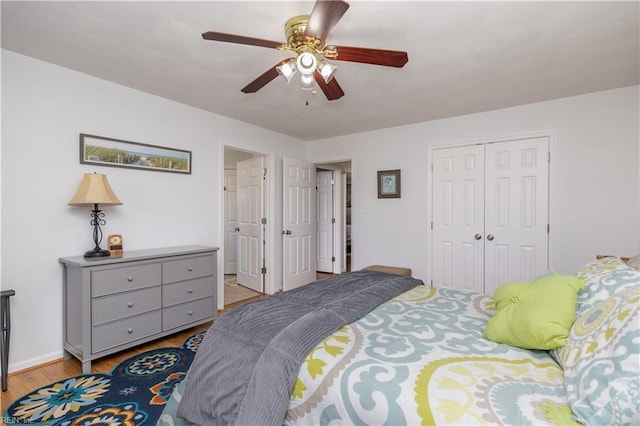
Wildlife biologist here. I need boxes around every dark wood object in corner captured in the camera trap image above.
[1,289,15,392]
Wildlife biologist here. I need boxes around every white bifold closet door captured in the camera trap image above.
[432,137,549,295]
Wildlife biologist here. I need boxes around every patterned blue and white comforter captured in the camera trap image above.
[286,285,576,426]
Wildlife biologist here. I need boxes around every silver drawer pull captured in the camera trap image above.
[187,267,193,272]
[127,277,134,282]
[127,328,133,334]
[188,311,193,316]
[187,289,193,293]
[127,302,134,308]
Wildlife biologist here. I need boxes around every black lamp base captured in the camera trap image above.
[84,248,111,258]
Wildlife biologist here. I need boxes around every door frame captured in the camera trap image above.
[426,130,557,287]
[219,143,275,310]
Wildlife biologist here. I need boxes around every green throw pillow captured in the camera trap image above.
[483,275,585,350]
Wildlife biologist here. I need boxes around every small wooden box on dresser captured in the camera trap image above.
[59,245,218,373]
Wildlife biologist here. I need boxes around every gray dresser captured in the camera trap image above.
[59,245,218,373]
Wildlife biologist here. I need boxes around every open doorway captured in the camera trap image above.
[315,160,352,275]
[223,146,269,307]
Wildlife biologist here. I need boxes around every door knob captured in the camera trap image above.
[234,227,240,232]
[474,234,482,240]
[282,230,292,235]
[487,234,495,241]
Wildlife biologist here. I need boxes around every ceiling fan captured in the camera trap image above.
[202,0,409,101]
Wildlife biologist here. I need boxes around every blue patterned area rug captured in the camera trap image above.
[3,331,204,425]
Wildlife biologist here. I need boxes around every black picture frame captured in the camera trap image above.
[80,133,191,174]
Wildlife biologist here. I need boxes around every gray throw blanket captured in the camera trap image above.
[176,270,423,426]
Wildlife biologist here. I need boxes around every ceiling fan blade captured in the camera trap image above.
[314,72,345,101]
[241,59,293,94]
[327,45,408,68]
[304,0,350,41]
[202,31,283,49]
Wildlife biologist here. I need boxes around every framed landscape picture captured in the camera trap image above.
[80,133,191,174]
[377,169,401,198]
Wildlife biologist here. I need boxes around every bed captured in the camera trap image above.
[158,255,640,426]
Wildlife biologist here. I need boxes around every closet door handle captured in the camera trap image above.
[486,234,494,241]
[474,234,482,240]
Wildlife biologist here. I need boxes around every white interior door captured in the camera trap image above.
[316,170,334,273]
[432,145,485,292]
[283,157,316,291]
[237,157,264,293]
[223,169,238,274]
[484,137,549,294]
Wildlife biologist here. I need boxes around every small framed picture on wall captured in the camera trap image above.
[377,169,401,198]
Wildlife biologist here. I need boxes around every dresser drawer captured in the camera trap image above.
[163,276,214,307]
[92,310,162,353]
[92,263,161,297]
[163,255,214,284]
[162,297,214,331]
[92,286,161,325]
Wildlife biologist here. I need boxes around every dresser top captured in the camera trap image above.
[59,245,219,267]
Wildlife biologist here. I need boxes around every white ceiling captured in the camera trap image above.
[2,1,638,141]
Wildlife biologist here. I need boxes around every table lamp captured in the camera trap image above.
[68,172,123,258]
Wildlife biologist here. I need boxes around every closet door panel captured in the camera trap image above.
[432,145,485,292]
[484,137,549,294]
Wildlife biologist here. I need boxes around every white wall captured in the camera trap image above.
[308,86,640,281]
[1,50,305,372]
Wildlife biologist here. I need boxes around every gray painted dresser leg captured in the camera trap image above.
[82,360,91,375]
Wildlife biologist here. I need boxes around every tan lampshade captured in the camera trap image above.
[68,173,123,206]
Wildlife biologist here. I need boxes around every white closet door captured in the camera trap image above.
[484,137,549,294]
[432,145,485,292]
[432,137,549,295]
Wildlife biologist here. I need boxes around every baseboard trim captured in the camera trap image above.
[8,351,63,376]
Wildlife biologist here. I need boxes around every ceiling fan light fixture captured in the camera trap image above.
[299,73,316,90]
[276,59,297,83]
[318,60,337,83]
[202,0,407,101]
[296,51,317,75]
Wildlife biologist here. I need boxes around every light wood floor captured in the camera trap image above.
[0,293,265,412]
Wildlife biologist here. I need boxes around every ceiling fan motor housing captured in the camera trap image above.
[283,15,324,53]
